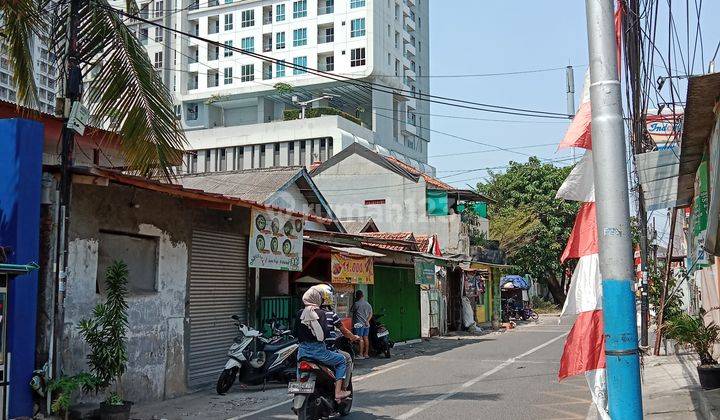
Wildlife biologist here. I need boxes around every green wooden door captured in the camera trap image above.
[370,267,420,343]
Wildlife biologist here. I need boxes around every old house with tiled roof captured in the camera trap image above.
[311,143,491,255]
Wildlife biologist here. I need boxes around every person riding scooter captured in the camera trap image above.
[295,285,350,401]
[317,284,360,389]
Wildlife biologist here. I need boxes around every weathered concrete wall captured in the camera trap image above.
[311,153,474,254]
[62,182,250,403]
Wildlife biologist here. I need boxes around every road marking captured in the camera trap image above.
[355,362,409,382]
[227,397,293,420]
[395,332,569,420]
[227,361,410,419]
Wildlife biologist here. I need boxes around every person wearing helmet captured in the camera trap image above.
[295,284,351,401]
[317,284,360,389]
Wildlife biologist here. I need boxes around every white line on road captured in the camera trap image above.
[395,332,569,420]
[227,361,410,419]
[227,398,293,420]
[356,362,409,382]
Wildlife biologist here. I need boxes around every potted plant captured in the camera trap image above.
[665,309,720,389]
[78,260,132,420]
[48,373,100,420]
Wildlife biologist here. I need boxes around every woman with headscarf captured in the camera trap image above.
[296,284,351,401]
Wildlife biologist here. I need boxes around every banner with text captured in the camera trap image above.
[248,208,303,271]
[331,252,374,284]
[414,258,436,286]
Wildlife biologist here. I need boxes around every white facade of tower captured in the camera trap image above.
[0,34,58,115]
[131,0,431,174]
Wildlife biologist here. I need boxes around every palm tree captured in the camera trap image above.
[0,0,186,178]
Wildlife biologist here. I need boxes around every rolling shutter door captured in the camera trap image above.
[188,229,248,387]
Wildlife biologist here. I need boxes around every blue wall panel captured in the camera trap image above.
[0,119,43,417]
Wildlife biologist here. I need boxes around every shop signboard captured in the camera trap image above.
[248,208,303,271]
[645,113,683,149]
[414,258,436,286]
[688,160,709,272]
[331,252,374,284]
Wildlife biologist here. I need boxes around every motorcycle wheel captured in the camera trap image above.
[296,394,317,420]
[521,312,529,321]
[216,367,238,395]
[531,310,540,321]
[339,381,353,416]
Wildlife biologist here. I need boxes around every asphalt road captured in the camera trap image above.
[229,317,596,420]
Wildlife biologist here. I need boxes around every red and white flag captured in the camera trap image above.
[556,150,595,202]
[555,5,622,418]
[560,203,599,264]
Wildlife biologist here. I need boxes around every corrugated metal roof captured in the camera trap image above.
[69,166,334,225]
[177,167,305,203]
[677,73,720,205]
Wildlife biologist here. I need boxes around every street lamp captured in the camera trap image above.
[292,94,336,119]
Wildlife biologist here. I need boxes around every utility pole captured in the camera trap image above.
[585,0,643,418]
[623,0,651,348]
[566,65,576,119]
[654,208,677,356]
[53,0,82,379]
[566,65,577,163]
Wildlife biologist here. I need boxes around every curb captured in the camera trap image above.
[672,353,720,420]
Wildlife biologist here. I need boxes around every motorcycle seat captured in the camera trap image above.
[264,340,297,353]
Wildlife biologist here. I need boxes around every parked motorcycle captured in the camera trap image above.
[520,307,539,321]
[216,315,298,394]
[289,359,353,419]
[370,313,393,358]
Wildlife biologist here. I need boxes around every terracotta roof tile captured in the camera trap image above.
[384,157,455,190]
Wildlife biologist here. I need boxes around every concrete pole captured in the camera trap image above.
[585,0,643,418]
[566,65,575,119]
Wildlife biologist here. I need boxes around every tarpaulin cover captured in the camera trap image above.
[426,190,449,216]
[500,275,529,290]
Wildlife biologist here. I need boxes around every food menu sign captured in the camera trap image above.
[248,208,303,271]
[331,252,374,284]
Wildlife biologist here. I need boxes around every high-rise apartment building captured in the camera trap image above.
[132,0,431,174]
[0,34,58,115]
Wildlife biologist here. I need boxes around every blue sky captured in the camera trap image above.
[427,0,720,193]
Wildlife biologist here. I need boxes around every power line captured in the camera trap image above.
[152,34,566,163]
[437,156,576,179]
[337,65,587,79]
[429,143,559,158]
[103,3,572,120]
[371,106,569,124]
[157,33,567,161]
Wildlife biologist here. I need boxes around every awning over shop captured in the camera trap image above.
[328,246,385,258]
[636,148,682,210]
[458,261,512,271]
[0,263,39,274]
[676,73,720,206]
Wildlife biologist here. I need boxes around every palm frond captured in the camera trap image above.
[53,0,186,179]
[0,0,44,108]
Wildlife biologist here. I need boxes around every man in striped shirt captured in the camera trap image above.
[320,286,360,388]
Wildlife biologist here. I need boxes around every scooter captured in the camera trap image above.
[216,315,298,394]
[289,359,353,419]
[370,313,393,358]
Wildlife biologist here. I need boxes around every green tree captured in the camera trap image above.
[78,260,129,402]
[478,157,578,304]
[1,0,186,177]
